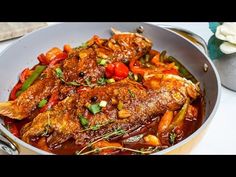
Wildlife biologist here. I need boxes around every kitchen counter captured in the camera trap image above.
[0,22,235,154]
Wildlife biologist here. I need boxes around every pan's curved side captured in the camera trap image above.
[0,22,221,154]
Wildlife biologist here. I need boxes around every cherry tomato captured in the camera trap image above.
[105,62,129,80]
[105,63,115,78]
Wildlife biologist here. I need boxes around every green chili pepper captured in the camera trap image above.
[159,50,167,62]
[169,98,190,130]
[16,65,46,97]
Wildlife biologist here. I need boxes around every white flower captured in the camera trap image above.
[215,22,236,54]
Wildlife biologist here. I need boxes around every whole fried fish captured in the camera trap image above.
[21,74,200,148]
[0,29,152,120]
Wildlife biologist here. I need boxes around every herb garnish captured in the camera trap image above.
[78,114,89,128]
[84,77,92,86]
[38,99,48,108]
[128,89,135,98]
[97,58,107,66]
[55,67,80,86]
[88,103,101,114]
[169,132,177,145]
[97,77,107,85]
[76,128,126,155]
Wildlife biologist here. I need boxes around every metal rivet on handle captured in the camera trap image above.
[203,63,208,72]
[136,26,144,33]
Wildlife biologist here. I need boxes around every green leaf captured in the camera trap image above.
[38,99,48,108]
[209,22,223,33]
[78,114,89,128]
[207,35,224,60]
[55,68,63,78]
[88,103,101,114]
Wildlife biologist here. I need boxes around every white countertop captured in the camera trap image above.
[0,22,235,155]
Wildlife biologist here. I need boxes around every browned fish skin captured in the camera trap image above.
[0,32,152,120]
[21,75,199,148]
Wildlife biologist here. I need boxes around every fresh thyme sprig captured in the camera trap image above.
[78,120,115,133]
[77,146,160,155]
[76,128,126,155]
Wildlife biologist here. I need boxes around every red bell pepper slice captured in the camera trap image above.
[49,52,68,67]
[9,82,23,100]
[19,68,31,83]
[39,92,59,113]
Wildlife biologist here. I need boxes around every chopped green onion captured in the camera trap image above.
[98,58,107,66]
[99,100,107,107]
[55,68,63,78]
[88,103,101,114]
[78,114,89,128]
[38,99,48,108]
[106,78,115,83]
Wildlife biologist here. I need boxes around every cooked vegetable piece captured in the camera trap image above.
[88,103,101,114]
[16,65,46,97]
[39,92,59,113]
[38,99,48,108]
[20,68,31,83]
[78,114,89,128]
[105,62,129,80]
[158,110,174,134]
[144,135,161,146]
[9,82,23,100]
[169,98,190,130]
[99,100,107,107]
[164,56,197,83]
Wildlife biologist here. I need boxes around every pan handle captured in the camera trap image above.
[158,24,208,55]
[0,131,19,155]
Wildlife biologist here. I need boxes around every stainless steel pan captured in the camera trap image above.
[0,23,221,155]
